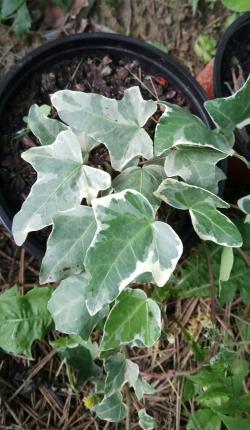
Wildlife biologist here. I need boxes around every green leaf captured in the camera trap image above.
[93,392,127,422]
[222,416,250,430]
[194,35,217,64]
[40,206,96,284]
[27,104,68,146]
[12,2,31,36]
[138,409,156,430]
[112,165,164,212]
[59,343,100,386]
[101,288,161,351]
[0,286,52,357]
[219,247,234,283]
[1,0,23,18]
[164,147,226,193]
[51,86,157,171]
[134,376,156,400]
[84,189,182,314]
[221,0,250,11]
[187,409,221,430]
[104,352,139,395]
[238,194,250,224]
[154,103,233,156]
[205,75,250,134]
[154,179,242,247]
[12,130,111,246]
[47,274,108,339]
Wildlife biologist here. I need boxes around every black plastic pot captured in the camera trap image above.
[214,12,250,161]
[0,33,215,260]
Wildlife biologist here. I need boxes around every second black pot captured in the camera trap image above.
[214,12,250,161]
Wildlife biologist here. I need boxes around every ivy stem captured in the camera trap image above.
[125,384,131,430]
[138,156,166,166]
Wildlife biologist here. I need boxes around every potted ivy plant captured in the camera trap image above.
[214,13,250,163]
[0,32,213,259]
[0,74,249,427]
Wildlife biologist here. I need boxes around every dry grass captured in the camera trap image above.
[1,224,249,429]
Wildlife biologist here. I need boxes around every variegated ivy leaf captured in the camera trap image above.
[138,409,156,430]
[100,289,161,351]
[47,274,108,339]
[104,352,139,395]
[154,102,233,156]
[84,190,183,315]
[40,206,96,284]
[51,86,157,171]
[205,75,250,134]
[112,165,164,212]
[238,195,250,224]
[27,104,68,145]
[154,179,242,247]
[12,130,111,246]
[164,147,226,193]
[93,392,127,422]
[134,376,155,400]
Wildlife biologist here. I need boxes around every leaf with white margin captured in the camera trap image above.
[112,165,164,212]
[27,104,68,146]
[12,130,111,246]
[84,189,183,315]
[154,102,233,156]
[104,352,139,395]
[138,409,156,430]
[134,376,155,400]
[51,86,157,171]
[164,147,226,193]
[154,179,242,247]
[205,75,250,134]
[47,274,108,339]
[238,194,250,224]
[100,288,161,351]
[40,206,96,284]
[93,392,127,422]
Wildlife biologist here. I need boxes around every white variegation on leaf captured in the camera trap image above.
[205,75,250,134]
[104,353,139,395]
[12,130,111,245]
[100,289,161,351]
[164,147,226,193]
[40,206,96,284]
[138,409,156,430]
[112,165,164,212]
[238,194,250,224]
[84,189,183,315]
[155,179,242,247]
[154,102,233,156]
[47,274,108,339]
[27,104,68,146]
[93,392,127,422]
[51,86,157,171]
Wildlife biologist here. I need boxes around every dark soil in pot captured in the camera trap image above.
[214,13,250,159]
[0,33,212,259]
